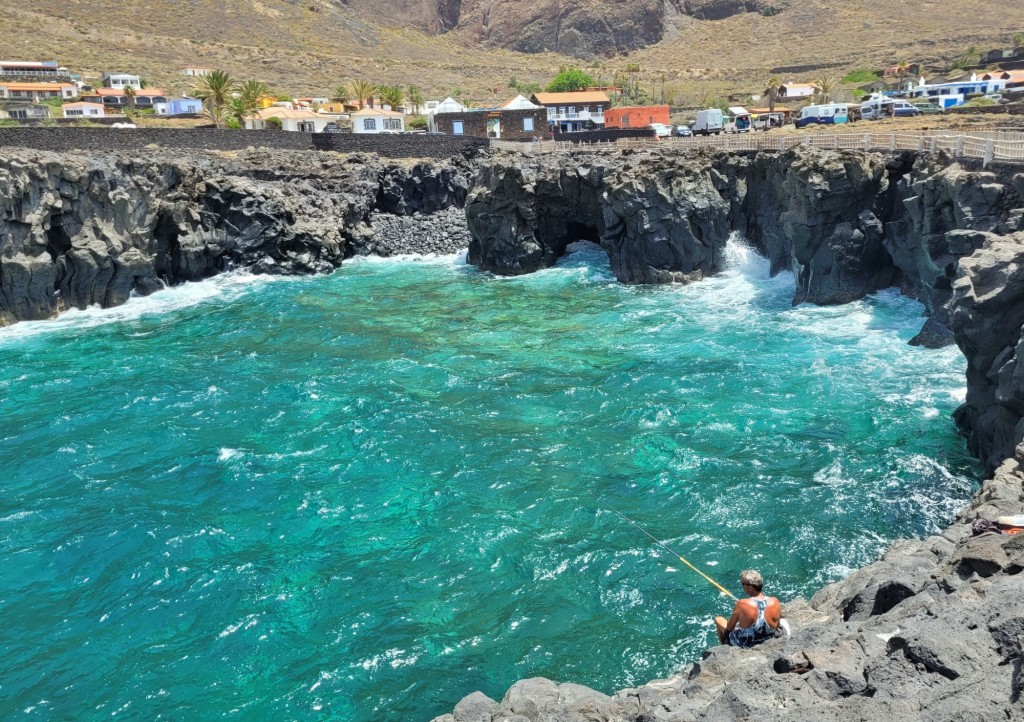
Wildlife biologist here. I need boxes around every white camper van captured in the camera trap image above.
[692,108,724,136]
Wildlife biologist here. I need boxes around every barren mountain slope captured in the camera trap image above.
[2,0,1020,100]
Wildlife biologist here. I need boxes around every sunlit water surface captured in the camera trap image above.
[0,242,976,720]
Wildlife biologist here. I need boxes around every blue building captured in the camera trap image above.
[155,97,203,117]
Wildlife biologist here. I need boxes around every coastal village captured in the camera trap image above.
[1,38,1023,142]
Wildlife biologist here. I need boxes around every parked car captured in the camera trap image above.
[911,102,943,115]
[675,125,692,137]
[861,98,918,119]
[649,123,672,138]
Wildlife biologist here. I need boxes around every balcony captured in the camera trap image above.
[545,109,605,125]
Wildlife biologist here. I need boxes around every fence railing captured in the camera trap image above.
[491,130,1024,166]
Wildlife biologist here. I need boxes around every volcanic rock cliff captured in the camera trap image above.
[468,148,1024,469]
[0,148,473,326]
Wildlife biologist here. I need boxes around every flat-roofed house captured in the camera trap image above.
[0,61,70,79]
[102,72,142,90]
[351,107,405,134]
[776,83,815,100]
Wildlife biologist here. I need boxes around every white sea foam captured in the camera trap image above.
[345,249,468,265]
[0,272,277,344]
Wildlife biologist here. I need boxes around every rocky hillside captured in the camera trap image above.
[1,0,1021,99]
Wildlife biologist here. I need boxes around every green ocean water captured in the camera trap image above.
[0,242,976,721]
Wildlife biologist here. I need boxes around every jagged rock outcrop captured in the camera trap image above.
[339,0,789,55]
[466,151,733,284]
[951,231,1024,472]
[469,147,1024,317]
[433,453,1024,722]
[0,149,474,325]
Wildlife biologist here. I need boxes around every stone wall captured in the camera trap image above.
[303,133,487,157]
[0,127,490,157]
[552,127,657,143]
[946,103,1024,115]
[0,127,313,152]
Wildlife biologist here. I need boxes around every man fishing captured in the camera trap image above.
[714,569,783,648]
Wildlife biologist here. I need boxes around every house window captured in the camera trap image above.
[523,117,534,132]
[567,106,576,117]
[363,118,377,130]
[558,106,565,117]
[623,116,630,128]
[66,110,82,116]
[384,118,402,130]
[452,120,464,135]
[298,121,315,132]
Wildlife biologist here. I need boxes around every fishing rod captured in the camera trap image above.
[567,478,737,601]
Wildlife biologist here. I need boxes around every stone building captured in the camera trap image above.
[432,107,549,141]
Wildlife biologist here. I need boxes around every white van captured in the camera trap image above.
[692,108,724,136]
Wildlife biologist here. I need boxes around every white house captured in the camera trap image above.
[777,83,816,100]
[179,67,214,77]
[905,73,1008,108]
[351,107,405,134]
[502,94,540,110]
[102,72,141,90]
[245,107,334,132]
[426,96,469,131]
[62,102,106,118]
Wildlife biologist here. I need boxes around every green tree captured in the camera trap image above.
[123,85,137,108]
[958,45,981,68]
[378,84,404,110]
[332,84,351,104]
[239,80,271,107]
[1014,32,1024,48]
[765,76,781,112]
[226,97,253,128]
[406,115,428,130]
[545,66,596,93]
[192,70,237,128]
[348,79,375,109]
[813,75,839,103]
[406,85,424,114]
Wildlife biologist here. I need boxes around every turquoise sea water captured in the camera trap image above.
[0,242,976,721]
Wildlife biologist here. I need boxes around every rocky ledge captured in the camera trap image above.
[0,148,474,326]
[433,453,1024,722]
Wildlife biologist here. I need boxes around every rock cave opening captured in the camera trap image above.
[45,211,72,290]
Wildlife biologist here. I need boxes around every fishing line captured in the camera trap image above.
[567,479,737,600]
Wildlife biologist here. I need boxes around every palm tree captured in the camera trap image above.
[238,80,271,108]
[122,85,137,108]
[226,96,252,128]
[378,84,404,111]
[625,62,641,104]
[765,76,781,112]
[348,79,375,109]
[959,45,981,68]
[204,101,228,128]
[406,84,424,114]
[192,70,237,128]
[1014,32,1024,48]
[813,75,838,104]
[332,84,351,105]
